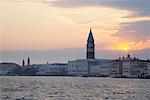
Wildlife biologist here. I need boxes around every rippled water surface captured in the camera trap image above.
[0,76,150,100]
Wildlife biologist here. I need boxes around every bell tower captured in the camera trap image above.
[86,28,95,59]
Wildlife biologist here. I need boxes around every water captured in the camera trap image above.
[0,76,150,100]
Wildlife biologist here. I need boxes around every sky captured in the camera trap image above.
[0,0,150,64]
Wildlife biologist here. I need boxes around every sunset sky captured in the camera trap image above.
[0,0,150,64]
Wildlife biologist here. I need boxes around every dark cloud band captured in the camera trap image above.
[112,20,150,42]
[50,0,150,17]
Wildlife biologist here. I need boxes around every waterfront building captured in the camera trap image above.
[68,59,113,76]
[109,60,122,77]
[89,63,111,77]
[37,63,68,76]
[108,55,150,78]
[68,59,99,76]
[119,54,148,78]
[0,63,20,75]
[148,62,150,76]
[122,60,148,78]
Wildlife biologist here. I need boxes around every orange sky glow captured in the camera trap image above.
[0,1,150,52]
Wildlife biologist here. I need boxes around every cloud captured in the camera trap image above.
[77,21,93,24]
[112,20,150,42]
[100,0,150,17]
[2,0,150,17]
[50,0,101,7]
[50,0,150,17]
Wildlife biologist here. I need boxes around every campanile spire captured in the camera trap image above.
[86,28,95,59]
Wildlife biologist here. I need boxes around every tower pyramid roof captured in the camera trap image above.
[87,28,94,42]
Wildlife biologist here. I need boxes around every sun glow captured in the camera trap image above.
[114,44,130,51]
[122,46,129,51]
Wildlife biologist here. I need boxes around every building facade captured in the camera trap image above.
[37,63,68,76]
[68,59,99,76]
[0,63,20,75]
[109,61,122,77]
[89,63,111,77]
[148,62,150,76]
[68,59,113,76]
[122,60,148,78]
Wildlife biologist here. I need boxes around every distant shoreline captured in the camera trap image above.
[1,75,150,79]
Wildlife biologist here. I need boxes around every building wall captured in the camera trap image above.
[68,60,89,76]
[122,61,148,78]
[68,59,112,76]
[0,63,20,75]
[148,63,150,76]
[38,64,68,76]
[109,61,122,77]
[89,63,110,76]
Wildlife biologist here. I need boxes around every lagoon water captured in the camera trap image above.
[0,76,150,100]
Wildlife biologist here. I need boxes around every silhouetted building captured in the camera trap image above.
[0,63,20,75]
[22,59,25,66]
[27,57,30,66]
[87,28,95,59]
